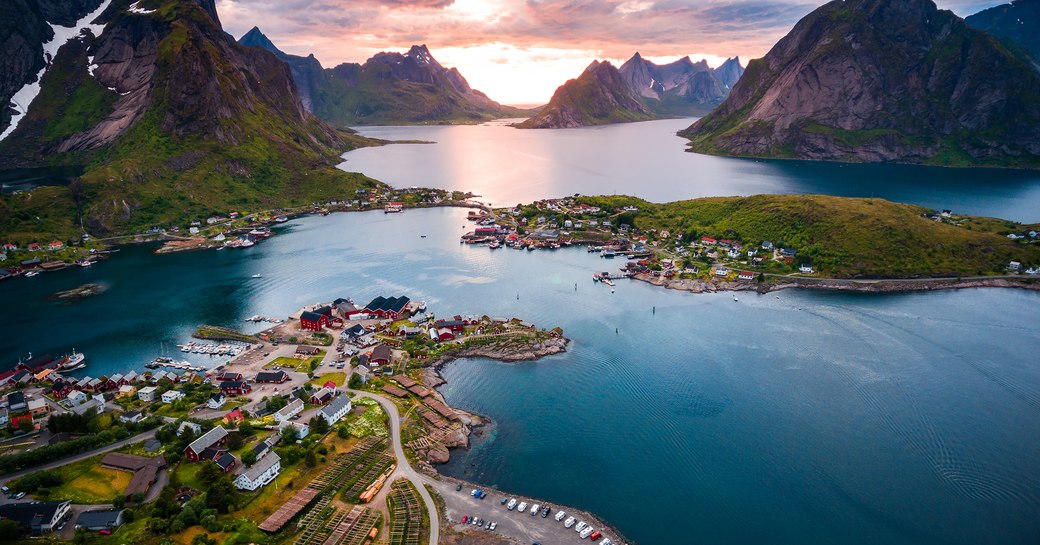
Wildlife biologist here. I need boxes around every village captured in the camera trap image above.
[0,291,616,545]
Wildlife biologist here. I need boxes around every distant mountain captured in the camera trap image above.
[0,0,381,239]
[238,29,527,125]
[515,60,654,129]
[966,0,1040,66]
[518,53,743,129]
[681,0,1040,168]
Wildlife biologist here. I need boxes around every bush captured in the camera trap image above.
[12,470,63,493]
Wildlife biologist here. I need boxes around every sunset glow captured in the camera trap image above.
[216,0,1005,105]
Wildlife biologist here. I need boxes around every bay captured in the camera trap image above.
[339,118,1040,222]
[1,207,1038,545]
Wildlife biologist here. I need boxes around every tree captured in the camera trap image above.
[238,421,254,437]
[17,418,33,433]
[0,520,24,542]
[348,373,363,390]
[281,427,299,445]
[304,449,317,467]
[226,432,244,451]
[113,495,126,509]
[241,449,257,467]
[308,416,329,436]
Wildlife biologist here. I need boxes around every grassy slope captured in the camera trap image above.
[579,194,1040,277]
[0,0,387,242]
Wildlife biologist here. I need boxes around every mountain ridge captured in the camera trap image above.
[680,0,1040,168]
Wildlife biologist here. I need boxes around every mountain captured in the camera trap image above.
[680,0,1040,168]
[518,53,743,129]
[237,29,526,125]
[0,0,381,240]
[966,0,1040,65]
[515,60,654,129]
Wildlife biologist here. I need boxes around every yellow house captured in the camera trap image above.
[117,384,137,398]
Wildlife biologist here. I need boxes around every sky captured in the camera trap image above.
[216,0,1005,105]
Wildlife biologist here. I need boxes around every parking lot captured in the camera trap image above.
[428,477,625,545]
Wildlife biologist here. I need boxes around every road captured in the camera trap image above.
[348,389,440,545]
[0,427,163,497]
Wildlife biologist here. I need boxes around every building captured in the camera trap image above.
[0,501,71,533]
[75,509,124,531]
[117,384,136,398]
[369,345,391,366]
[799,264,814,274]
[7,391,27,411]
[433,319,465,334]
[234,452,281,491]
[738,271,756,281]
[223,407,245,424]
[430,328,455,342]
[184,425,229,462]
[274,399,304,423]
[72,398,105,416]
[319,395,352,426]
[119,410,143,423]
[218,381,251,396]
[362,295,411,320]
[161,390,185,403]
[255,370,289,383]
[214,452,237,473]
[309,387,334,405]
[279,420,309,439]
[299,311,331,332]
[216,372,243,382]
[178,421,202,435]
[207,392,226,409]
[137,386,157,402]
[0,409,8,427]
[294,346,321,358]
[63,389,88,406]
[251,434,278,461]
[100,453,166,500]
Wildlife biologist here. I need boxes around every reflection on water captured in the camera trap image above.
[340,119,1040,221]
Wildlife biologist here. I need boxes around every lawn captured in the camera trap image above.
[310,372,347,387]
[264,355,324,372]
[31,456,131,504]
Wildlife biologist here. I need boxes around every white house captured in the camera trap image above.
[161,390,185,404]
[319,395,352,426]
[714,267,730,277]
[119,410,143,424]
[1008,261,1022,271]
[234,453,281,491]
[71,398,104,416]
[800,265,814,274]
[66,390,89,406]
[178,421,202,435]
[279,421,309,439]
[274,399,304,423]
[137,386,158,402]
[207,392,226,409]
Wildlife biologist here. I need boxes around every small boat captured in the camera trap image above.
[251,274,262,278]
[25,271,40,277]
[489,241,501,249]
[733,295,739,302]
[239,239,255,248]
[274,216,288,223]
[420,235,427,238]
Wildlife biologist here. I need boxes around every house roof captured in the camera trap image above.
[187,425,228,454]
[218,372,243,381]
[256,370,288,381]
[75,509,123,528]
[320,396,351,419]
[239,452,280,482]
[276,399,304,418]
[300,311,324,322]
[0,501,70,528]
[364,295,410,314]
[7,392,25,405]
[215,452,236,470]
[210,392,225,402]
[370,345,391,361]
[219,380,247,390]
[311,387,333,399]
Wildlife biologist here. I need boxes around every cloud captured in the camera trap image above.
[216,0,1008,104]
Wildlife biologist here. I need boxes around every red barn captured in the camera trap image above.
[369,345,391,366]
[185,426,229,462]
[254,370,289,384]
[300,311,331,331]
[219,381,251,396]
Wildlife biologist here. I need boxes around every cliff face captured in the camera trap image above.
[0,0,380,238]
[966,0,1040,65]
[515,60,654,129]
[0,0,105,134]
[681,0,1040,168]
[238,31,526,125]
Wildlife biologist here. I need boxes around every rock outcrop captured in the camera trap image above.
[238,30,527,125]
[515,60,654,128]
[680,0,1040,168]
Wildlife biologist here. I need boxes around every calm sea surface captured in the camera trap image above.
[340,118,1040,222]
[2,207,1038,545]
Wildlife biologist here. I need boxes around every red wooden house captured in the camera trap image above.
[219,381,251,396]
[300,311,331,331]
[185,426,229,463]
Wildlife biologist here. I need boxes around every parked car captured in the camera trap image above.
[11,492,25,500]
[517,502,528,513]
[564,517,576,528]
[507,498,517,510]
[1,486,9,495]
[575,521,588,532]
[541,506,551,518]
[555,510,566,522]
[529,503,540,516]
[456,484,462,491]
[500,498,508,505]
[489,522,497,531]
[462,516,468,523]
[99,529,111,536]
[589,531,602,541]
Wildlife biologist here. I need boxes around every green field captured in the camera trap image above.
[20,456,131,504]
[576,194,1040,278]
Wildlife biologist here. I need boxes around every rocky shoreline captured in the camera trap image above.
[634,272,1040,295]
[405,337,570,467]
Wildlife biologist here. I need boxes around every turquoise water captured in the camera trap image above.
[2,207,1038,544]
[341,118,1040,222]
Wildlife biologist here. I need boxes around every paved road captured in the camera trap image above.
[348,389,440,545]
[0,428,161,495]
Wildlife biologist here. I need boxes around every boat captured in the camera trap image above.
[527,245,536,251]
[59,350,86,370]
[251,274,262,278]
[733,295,739,302]
[274,216,288,223]
[239,239,255,248]
[601,250,617,258]
[489,241,501,249]
[24,271,40,277]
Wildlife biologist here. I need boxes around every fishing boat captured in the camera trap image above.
[489,241,501,249]
[59,350,86,370]
[24,270,40,277]
[251,273,262,278]
[274,216,288,223]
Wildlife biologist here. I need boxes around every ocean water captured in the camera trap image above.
[2,207,1038,545]
[340,118,1040,222]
